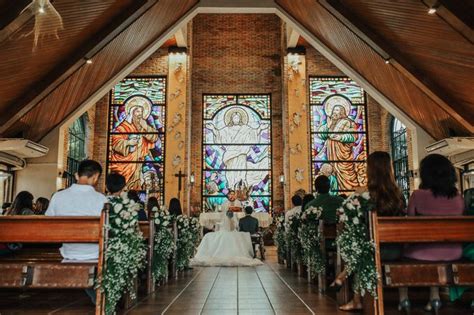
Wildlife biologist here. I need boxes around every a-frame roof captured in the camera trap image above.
[0,0,472,141]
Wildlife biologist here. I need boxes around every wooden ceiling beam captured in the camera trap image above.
[174,26,187,47]
[286,24,300,48]
[0,0,33,44]
[0,0,158,134]
[319,0,474,134]
[422,0,474,43]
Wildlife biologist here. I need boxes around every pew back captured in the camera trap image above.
[370,212,474,315]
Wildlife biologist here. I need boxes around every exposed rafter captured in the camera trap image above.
[286,24,300,48]
[0,0,158,134]
[318,0,474,134]
[174,26,187,47]
[422,0,474,43]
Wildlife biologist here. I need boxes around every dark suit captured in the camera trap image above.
[239,215,259,234]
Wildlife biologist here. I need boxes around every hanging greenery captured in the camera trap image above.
[98,194,147,315]
[274,214,287,259]
[336,192,378,297]
[285,212,303,264]
[151,207,175,283]
[299,206,325,277]
[175,215,200,271]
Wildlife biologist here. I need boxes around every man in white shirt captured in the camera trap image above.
[221,190,243,212]
[46,160,107,260]
[285,194,303,224]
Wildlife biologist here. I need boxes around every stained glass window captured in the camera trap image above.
[309,77,368,195]
[107,77,166,204]
[202,94,272,212]
[391,117,410,201]
[66,113,87,187]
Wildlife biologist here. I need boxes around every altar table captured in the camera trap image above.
[199,212,272,229]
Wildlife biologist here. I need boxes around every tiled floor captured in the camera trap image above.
[0,248,472,314]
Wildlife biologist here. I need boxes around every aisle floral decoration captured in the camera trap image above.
[285,212,303,263]
[151,207,175,283]
[335,192,378,297]
[299,206,325,277]
[274,214,287,259]
[176,215,200,271]
[99,193,147,315]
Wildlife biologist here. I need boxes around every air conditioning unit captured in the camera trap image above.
[0,152,26,170]
[0,138,49,158]
[426,137,474,156]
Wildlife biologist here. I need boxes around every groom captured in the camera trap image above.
[239,206,259,234]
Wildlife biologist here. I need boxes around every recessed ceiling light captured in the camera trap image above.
[385,59,390,64]
[85,59,92,64]
[38,7,45,13]
[428,7,437,14]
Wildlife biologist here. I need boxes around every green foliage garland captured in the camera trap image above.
[274,214,287,259]
[99,194,147,315]
[285,212,303,263]
[336,192,378,297]
[175,215,200,271]
[151,208,175,283]
[299,206,325,277]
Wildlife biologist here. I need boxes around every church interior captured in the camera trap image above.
[0,0,473,314]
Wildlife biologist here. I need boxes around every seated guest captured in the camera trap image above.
[301,193,315,212]
[46,160,107,260]
[332,151,406,312]
[106,173,126,197]
[285,194,302,223]
[6,191,34,215]
[401,154,464,314]
[239,206,259,234]
[304,175,344,224]
[1,202,11,215]
[146,196,160,217]
[34,197,49,215]
[169,197,183,217]
[221,190,243,212]
[127,190,147,220]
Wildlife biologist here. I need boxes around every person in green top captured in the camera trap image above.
[303,175,344,224]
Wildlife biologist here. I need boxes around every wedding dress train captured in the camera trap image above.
[190,212,263,267]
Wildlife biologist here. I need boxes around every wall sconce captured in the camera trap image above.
[189,173,195,186]
[279,174,285,187]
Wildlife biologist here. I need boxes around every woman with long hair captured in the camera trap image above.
[332,151,406,312]
[146,196,160,217]
[169,198,183,217]
[34,197,49,215]
[7,191,35,215]
[400,154,464,314]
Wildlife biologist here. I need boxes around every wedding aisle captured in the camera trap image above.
[126,247,344,315]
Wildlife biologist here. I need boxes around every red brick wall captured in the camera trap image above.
[190,14,284,209]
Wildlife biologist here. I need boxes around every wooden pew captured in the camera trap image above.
[317,221,337,293]
[0,206,109,315]
[370,212,474,315]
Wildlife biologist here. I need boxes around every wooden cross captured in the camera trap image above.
[174,169,187,200]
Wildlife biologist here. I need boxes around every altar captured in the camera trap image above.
[199,212,272,229]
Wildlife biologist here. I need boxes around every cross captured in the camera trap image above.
[174,169,187,200]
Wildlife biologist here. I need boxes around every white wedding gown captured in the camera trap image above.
[190,212,263,267]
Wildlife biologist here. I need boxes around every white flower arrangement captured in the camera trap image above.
[298,206,325,277]
[285,212,303,263]
[175,215,200,270]
[151,207,175,283]
[335,193,378,297]
[98,194,147,315]
[274,214,287,259]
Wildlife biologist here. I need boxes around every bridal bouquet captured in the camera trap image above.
[285,212,303,263]
[336,192,378,297]
[299,206,325,277]
[176,215,200,270]
[151,207,175,283]
[100,193,147,315]
[274,214,287,259]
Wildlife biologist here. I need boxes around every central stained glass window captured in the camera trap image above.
[309,77,368,195]
[202,94,272,212]
[107,76,166,203]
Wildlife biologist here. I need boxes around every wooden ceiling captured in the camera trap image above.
[278,0,474,139]
[0,0,472,142]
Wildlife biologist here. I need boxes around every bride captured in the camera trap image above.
[190,211,263,267]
